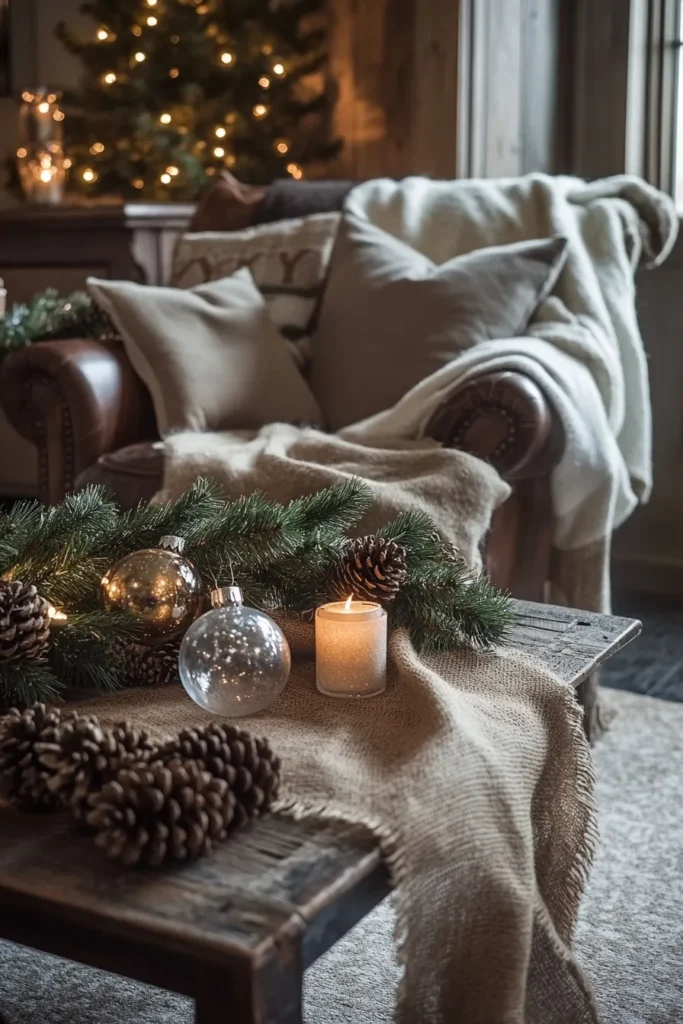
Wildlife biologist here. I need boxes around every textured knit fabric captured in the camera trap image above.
[340,173,678,614]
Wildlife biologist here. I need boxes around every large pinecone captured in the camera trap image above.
[0,581,51,664]
[330,536,407,604]
[126,641,180,687]
[38,718,159,820]
[86,760,236,867]
[160,723,281,830]
[0,703,75,811]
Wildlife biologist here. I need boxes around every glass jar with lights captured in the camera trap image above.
[17,89,66,205]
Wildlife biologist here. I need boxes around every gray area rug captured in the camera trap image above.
[1,687,681,1023]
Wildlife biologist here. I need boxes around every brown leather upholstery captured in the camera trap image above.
[77,441,165,506]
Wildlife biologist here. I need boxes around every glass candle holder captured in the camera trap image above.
[315,600,387,698]
[17,89,66,205]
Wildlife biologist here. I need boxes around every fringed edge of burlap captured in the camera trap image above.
[274,795,410,1021]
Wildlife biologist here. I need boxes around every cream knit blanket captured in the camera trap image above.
[105,422,600,1022]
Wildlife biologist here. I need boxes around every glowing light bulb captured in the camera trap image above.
[47,93,57,104]
[90,142,105,154]
[146,0,157,6]
[171,34,180,44]
[252,104,268,119]
[39,169,52,183]
[16,147,27,159]
[63,158,72,169]
[272,62,285,76]
[226,154,236,167]
[104,72,117,84]
[132,179,144,189]
[213,146,225,158]
[160,172,172,184]
[287,162,303,180]
[167,165,179,176]
[258,76,270,88]
[38,102,50,114]
[53,111,65,121]
[159,112,172,124]
[274,139,289,154]
[214,126,227,138]
[97,28,109,40]
[220,51,234,65]
[134,51,146,62]
[225,111,237,125]
[82,168,97,183]
[147,15,158,26]
[196,3,209,12]
[132,25,143,37]
[262,43,273,55]
[169,67,180,78]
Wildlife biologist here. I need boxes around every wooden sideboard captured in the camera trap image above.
[0,203,194,497]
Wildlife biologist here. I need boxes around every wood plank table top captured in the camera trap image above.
[0,600,641,1024]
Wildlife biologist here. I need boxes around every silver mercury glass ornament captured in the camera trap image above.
[178,586,291,717]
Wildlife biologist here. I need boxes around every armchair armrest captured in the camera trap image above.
[0,338,157,505]
[424,371,565,602]
[423,371,564,481]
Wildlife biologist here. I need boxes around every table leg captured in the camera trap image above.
[194,957,303,1024]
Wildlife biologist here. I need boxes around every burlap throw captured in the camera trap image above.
[74,622,598,1023]
[77,424,600,1020]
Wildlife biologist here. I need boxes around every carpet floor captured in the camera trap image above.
[1,687,681,1024]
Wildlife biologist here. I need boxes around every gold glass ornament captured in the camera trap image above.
[101,536,204,646]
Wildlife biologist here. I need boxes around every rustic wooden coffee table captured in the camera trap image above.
[0,600,640,1024]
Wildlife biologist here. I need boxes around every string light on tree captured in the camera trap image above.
[82,168,97,183]
[166,166,179,176]
[287,162,303,180]
[53,110,65,122]
[52,0,341,200]
[160,172,172,184]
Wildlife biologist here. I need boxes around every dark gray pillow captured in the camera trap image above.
[311,213,568,430]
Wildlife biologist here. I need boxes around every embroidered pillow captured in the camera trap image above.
[87,268,323,437]
[172,212,340,370]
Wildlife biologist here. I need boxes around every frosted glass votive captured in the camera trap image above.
[315,600,387,698]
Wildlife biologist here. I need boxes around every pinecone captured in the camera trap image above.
[330,536,407,604]
[0,581,52,664]
[38,718,159,820]
[126,641,180,687]
[160,723,281,830]
[0,703,75,811]
[86,759,236,867]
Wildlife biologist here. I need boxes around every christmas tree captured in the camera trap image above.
[55,0,340,201]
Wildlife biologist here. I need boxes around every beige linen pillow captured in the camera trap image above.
[311,213,569,430]
[172,212,340,370]
[87,268,323,437]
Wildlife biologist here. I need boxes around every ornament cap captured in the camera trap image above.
[211,586,244,608]
[159,535,186,554]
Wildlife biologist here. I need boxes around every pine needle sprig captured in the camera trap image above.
[0,662,62,712]
[284,480,373,542]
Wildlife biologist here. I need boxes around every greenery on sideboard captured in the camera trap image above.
[0,288,116,354]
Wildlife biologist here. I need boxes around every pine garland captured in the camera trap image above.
[0,288,117,356]
[0,479,514,709]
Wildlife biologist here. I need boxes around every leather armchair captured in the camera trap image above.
[0,339,563,601]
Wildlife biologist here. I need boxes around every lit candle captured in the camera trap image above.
[315,597,387,698]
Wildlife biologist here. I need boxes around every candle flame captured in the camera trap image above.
[344,595,353,612]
